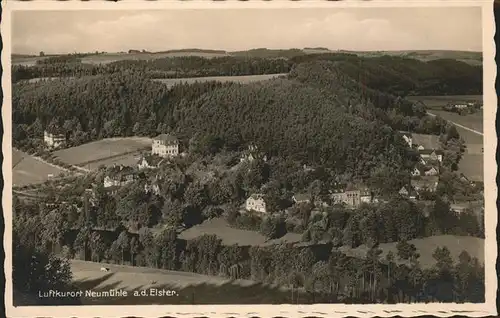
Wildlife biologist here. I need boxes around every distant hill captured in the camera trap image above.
[12,48,482,66]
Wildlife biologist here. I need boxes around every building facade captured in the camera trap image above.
[44,130,66,149]
[152,134,179,158]
[245,194,267,213]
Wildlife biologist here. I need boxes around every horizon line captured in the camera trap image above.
[11,47,483,56]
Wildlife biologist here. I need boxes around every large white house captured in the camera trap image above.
[44,130,66,149]
[245,194,267,213]
[152,134,179,158]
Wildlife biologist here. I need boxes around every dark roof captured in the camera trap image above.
[398,131,412,137]
[249,193,265,201]
[412,134,440,150]
[293,193,311,202]
[412,177,439,189]
[419,149,444,155]
[45,128,66,136]
[154,134,178,144]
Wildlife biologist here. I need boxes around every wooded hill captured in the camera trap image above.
[12,53,482,96]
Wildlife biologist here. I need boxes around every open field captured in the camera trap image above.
[53,137,151,167]
[13,149,66,187]
[339,235,484,269]
[458,154,484,182]
[70,260,304,305]
[84,153,144,171]
[429,110,483,133]
[178,217,302,247]
[153,74,287,88]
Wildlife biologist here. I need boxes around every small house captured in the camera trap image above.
[245,194,267,214]
[419,149,444,163]
[103,165,135,188]
[330,183,361,208]
[137,155,164,170]
[44,130,66,149]
[399,131,413,148]
[399,185,418,200]
[412,176,439,193]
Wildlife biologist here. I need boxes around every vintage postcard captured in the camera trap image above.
[2,0,497,317]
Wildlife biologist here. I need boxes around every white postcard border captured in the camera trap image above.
[2,1,497,317]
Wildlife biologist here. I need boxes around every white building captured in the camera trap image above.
[44,130,66,149]
[245,194,267,213]
[152,134,179,158]
[399,131,413,148]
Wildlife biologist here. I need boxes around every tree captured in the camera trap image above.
[13,236,75,305]
[396,240,419,265]
[130,237,139,266]
[89,231,106,262]
[116,231,130,264]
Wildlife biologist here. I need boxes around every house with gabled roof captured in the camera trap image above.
[399,185,418,200]
[412,133,441,151]
[245,193,267,213]
[398,131,413,148]
[103,165,136,188]
[44,128,66,149]
[137,154,164,170]
[419,149,444,163]
[412,176,439,193]
[152,134,179,158]
[329,183,362,208]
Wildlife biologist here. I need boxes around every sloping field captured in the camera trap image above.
[53,137,151,167]
[153,74,287,88]
[12,148,25,168]
[459,154,484,182]
[178,217,302,247]
[429,110,483,134]
[71,260,256,291]
[13,149,66,186]
[339,235,484,269]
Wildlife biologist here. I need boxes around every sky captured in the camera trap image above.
[12,7,483,54]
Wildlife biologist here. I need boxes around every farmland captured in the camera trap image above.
[13,149,66,187]
[178,217,302,247]
[153,74,287,88]
[339,235,484,269]
[407,95,484,181]
[53,137,151,169]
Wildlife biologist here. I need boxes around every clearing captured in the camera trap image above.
[339,235,484,269]
[178,217,302,247]
[13,149,66,187]
[53,137,151,169]
[153,74,287,88]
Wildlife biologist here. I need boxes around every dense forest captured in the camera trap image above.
[12,52,483,304]
[13,53,482,96]
[14,183,485,304]
[13,59,466,172]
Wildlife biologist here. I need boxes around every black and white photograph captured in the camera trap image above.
[3,0,497,317]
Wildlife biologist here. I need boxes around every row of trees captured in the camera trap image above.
[13,204,485,304]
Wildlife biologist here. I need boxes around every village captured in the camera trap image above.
[39,125,484,227]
